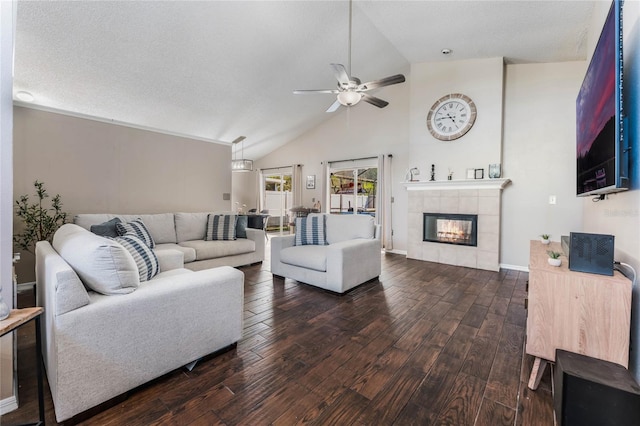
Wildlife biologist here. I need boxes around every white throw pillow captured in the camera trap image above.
[53,224,140,295]
[325,214,375,244]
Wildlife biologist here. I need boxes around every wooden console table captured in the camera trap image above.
[1,307,45,425]
[526,240,631,390]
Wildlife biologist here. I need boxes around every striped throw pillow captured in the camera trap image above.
[115,234,159,282]
[205,214,237,241]
[295,216,327,246]
[116,219,155,248]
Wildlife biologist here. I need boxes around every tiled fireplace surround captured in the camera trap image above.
[406,179,511,272]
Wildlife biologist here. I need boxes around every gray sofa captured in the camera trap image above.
[271,213,382,293]
[74,212,265,270]
[36,224,244,422]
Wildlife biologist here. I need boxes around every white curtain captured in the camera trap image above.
[292,164,303,207]
[378,154,393,251]
[258,169,265,211]
[322,161,329,213]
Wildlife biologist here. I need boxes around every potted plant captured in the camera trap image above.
[14,180,67,254]
[540,234,551,245]
[547,250,562,267]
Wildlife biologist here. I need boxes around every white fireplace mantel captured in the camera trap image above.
[402,178,511,191]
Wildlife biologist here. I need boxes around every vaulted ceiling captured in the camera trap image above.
[14,1,595,160]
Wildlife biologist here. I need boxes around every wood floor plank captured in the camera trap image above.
[516,382,554,426]
[475,398,516,426]
[484,323,525,409]
[433,372,486,426]
[357,366,426,425]
[3,253,554,426]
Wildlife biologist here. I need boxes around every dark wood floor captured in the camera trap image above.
[2,250,554,425]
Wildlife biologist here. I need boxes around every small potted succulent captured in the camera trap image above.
[540,234,551,245]
[547,250,562,267]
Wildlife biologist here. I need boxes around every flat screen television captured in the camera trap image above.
[576,0,629,197]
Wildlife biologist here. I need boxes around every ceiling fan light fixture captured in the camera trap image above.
[337,91,362,106]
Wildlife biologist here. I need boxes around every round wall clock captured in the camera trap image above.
[426,93,477,141]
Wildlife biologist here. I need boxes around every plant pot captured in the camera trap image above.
[541,239,550,245]
[548,258,561,267]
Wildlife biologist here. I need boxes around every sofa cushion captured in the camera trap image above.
[179,239,255,260]
[73,214,112,230]
[52,224,139,295]
[205,214,237,241]
[75,213,177,244]
[90,217,122,238]
[326,214,375,244]
[118,213,177,244]
[175,212,209,242]
[295,216,327,246]
[155,243,197,263]
[115,234,159,282]
[280,245,328,272]
[117,219,156,249]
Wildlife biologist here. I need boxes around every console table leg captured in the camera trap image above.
[528,357,548,390]
[35,316,45,425]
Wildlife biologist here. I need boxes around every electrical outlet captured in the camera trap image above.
[549,195,557,205]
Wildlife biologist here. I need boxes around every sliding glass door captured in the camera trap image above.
[328,159,377,217]
[261,169,292,234]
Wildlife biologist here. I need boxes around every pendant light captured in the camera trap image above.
[231,136,253,172]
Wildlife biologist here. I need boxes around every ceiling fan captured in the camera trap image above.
[293,0,405,113]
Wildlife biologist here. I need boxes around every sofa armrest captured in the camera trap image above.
[244,228,266,257]
[326,238,382,285]
[50,266,244,421]
[155,249,184,272]
[269,235,296,276]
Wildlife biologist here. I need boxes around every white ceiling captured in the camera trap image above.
[13,0,595,160]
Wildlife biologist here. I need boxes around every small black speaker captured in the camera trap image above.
[569,232,614,276]
[555,350,640,426]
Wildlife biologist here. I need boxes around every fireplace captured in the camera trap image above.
[423,213,478,247]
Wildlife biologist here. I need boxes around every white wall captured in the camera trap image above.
[582,0,640,382]
[501,61,586,267]
[0,0,15,409]
[0,1,18,413]
[254,76,411,251]
[409,57,505,181]
[13,106,232,282]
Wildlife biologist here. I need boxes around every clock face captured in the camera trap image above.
[426,94,477,141]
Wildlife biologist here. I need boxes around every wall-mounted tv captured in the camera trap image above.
[576,0,629,197]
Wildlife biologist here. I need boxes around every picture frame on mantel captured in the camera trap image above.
[466,168,476,180]
[306,175,316,189]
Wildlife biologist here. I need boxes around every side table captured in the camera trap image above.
[0,307,45,426]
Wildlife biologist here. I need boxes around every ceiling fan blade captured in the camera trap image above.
[326,99,342,113]
[330,63,350,86]
[361,94,389,109]
[358,74,406,91]
[293,89,340,95]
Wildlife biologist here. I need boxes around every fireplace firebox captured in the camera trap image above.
[423,213,478,247]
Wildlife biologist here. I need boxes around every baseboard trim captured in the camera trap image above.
[16,281,35,292]
[385,249,407,255]
[500,263,529,272]
[0,395,18,415]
